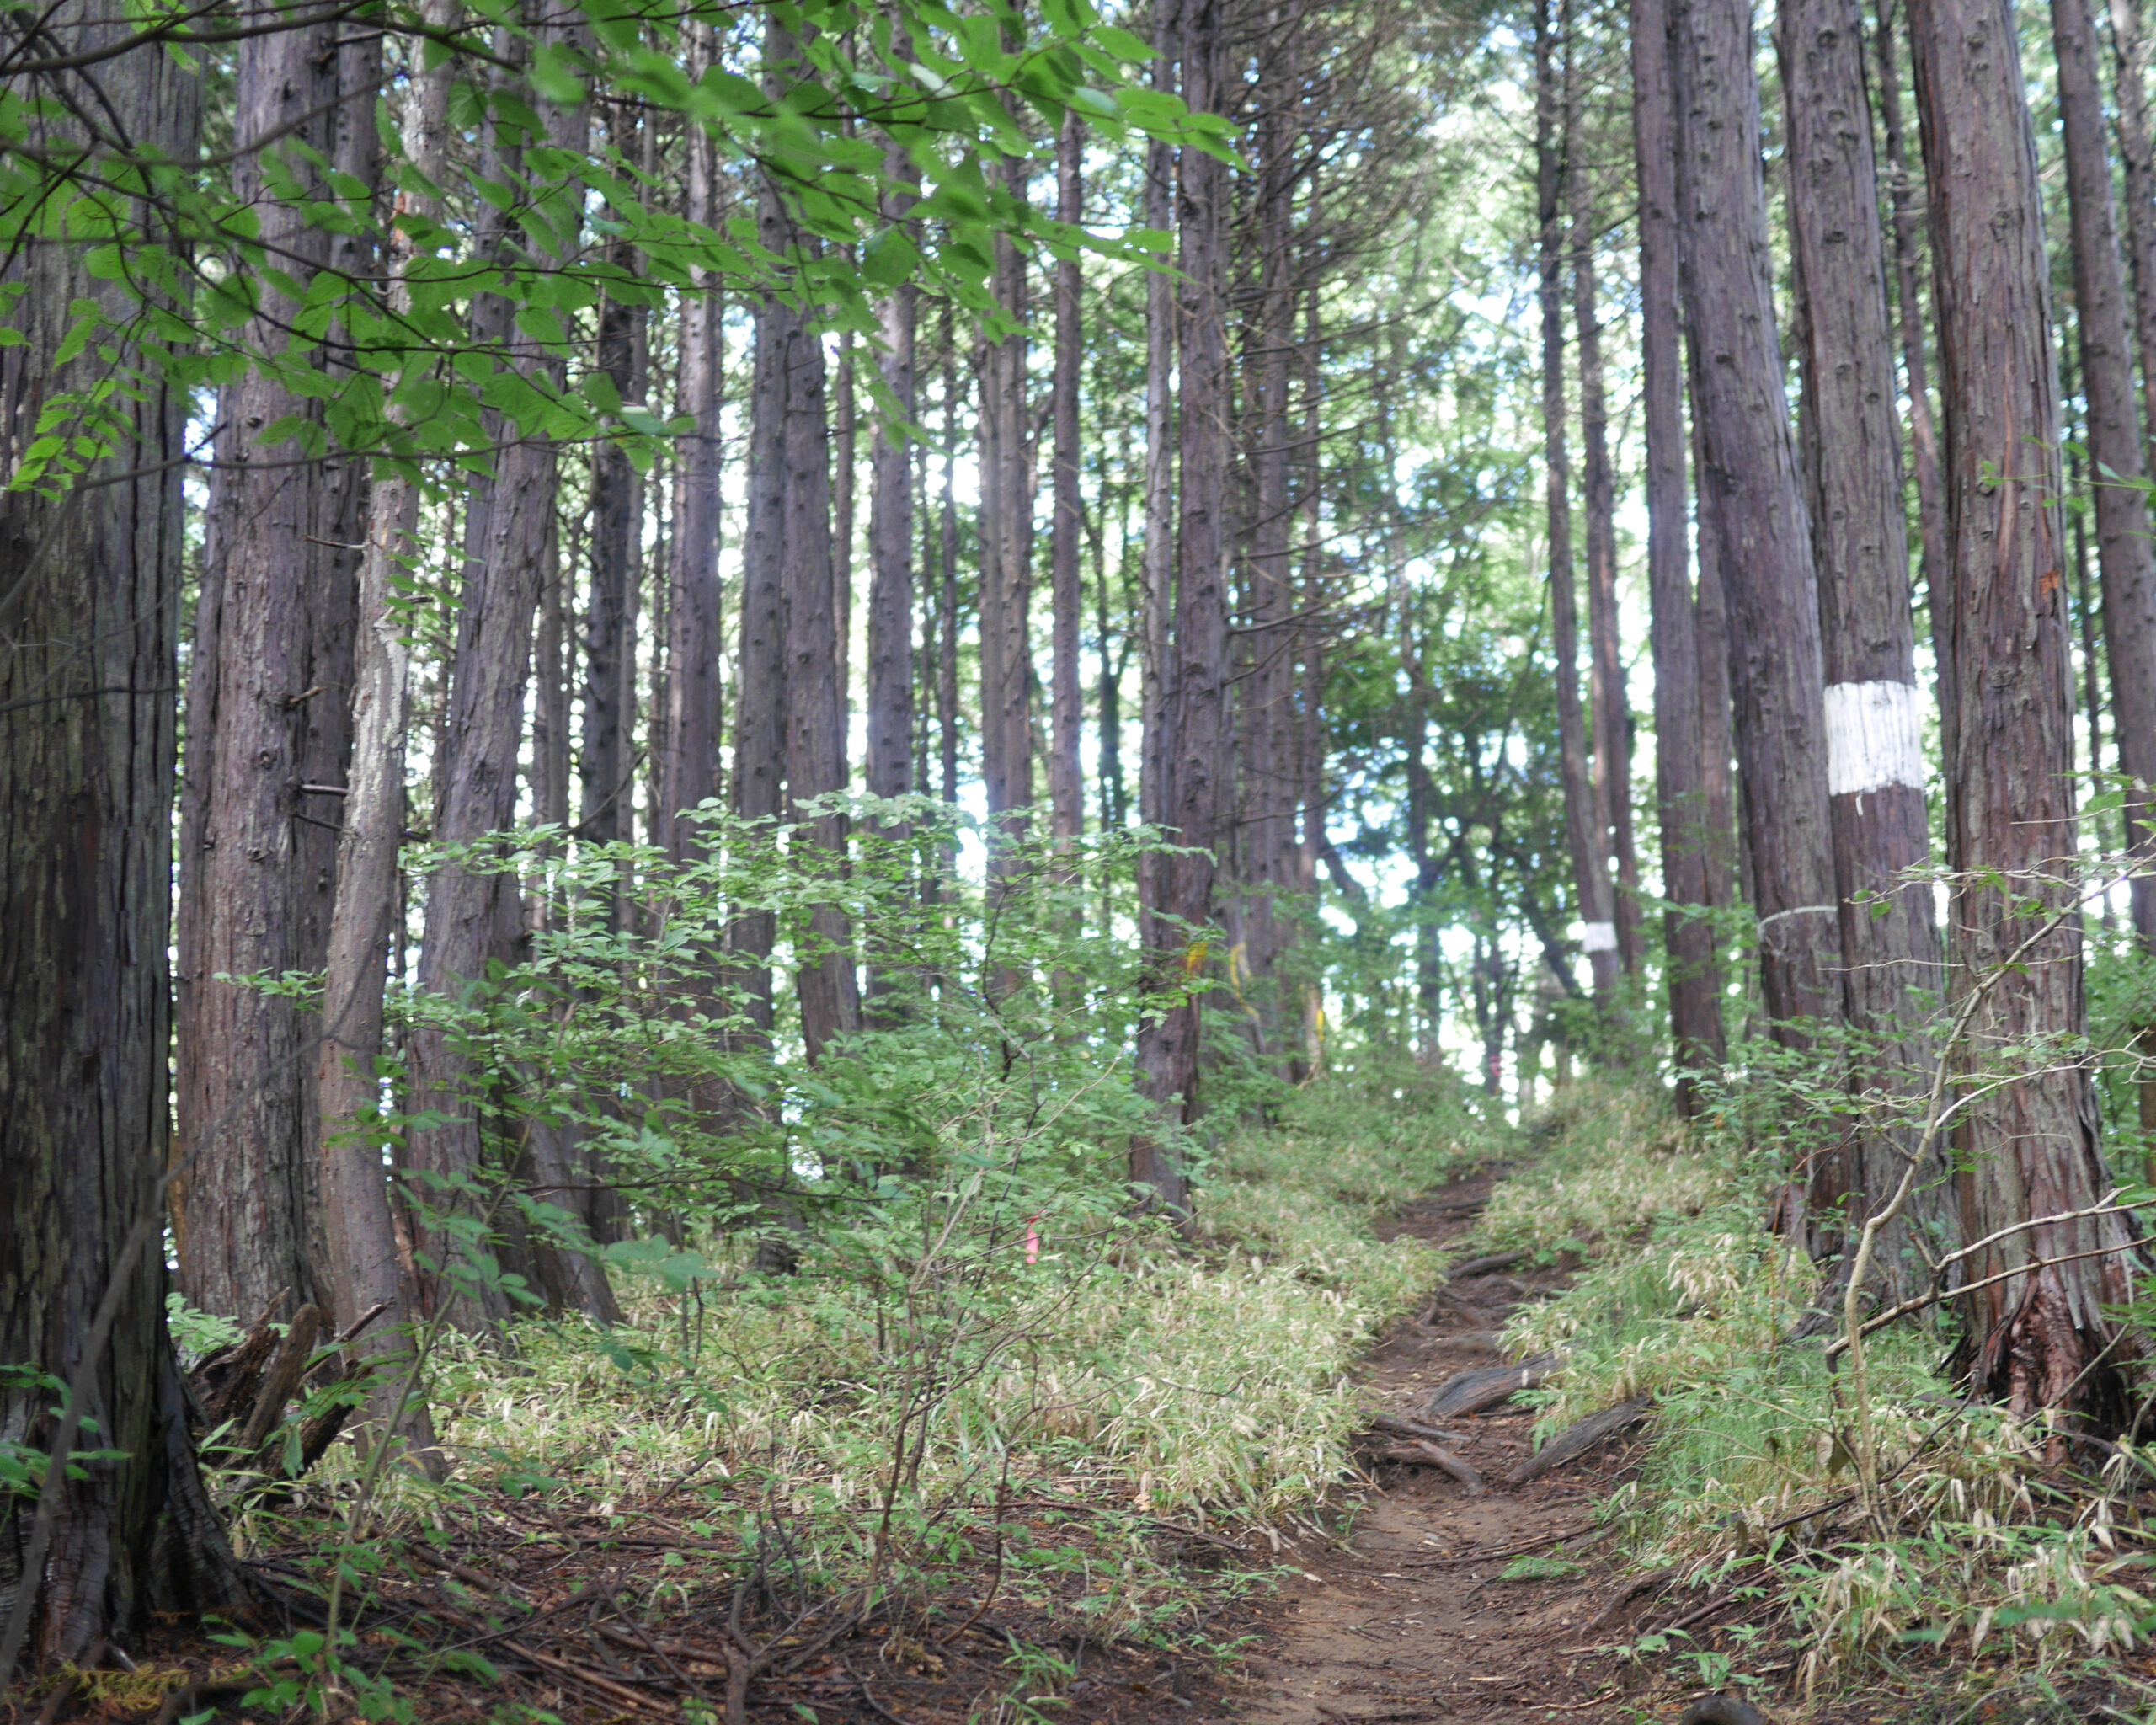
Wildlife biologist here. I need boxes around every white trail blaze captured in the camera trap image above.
[1823,679,1927,796]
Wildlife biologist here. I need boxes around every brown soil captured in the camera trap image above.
[1219,1172,1670,1725]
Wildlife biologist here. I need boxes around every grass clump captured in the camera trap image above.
[1495,1080,2156,1709]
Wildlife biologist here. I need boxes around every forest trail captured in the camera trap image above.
[1225,1173,1650,1725]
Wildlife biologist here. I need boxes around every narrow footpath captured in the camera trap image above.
[1224,1171,1659,1725]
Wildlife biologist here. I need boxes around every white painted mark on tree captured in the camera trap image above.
[1582,921,1619,953]
[1824,679,1927,795]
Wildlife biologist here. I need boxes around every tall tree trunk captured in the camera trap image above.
[405,28,590,1332]
[1694,472,1740,921]
[1139,0,1178,925]
[867,158,918,816]
[584,148,645,868]
[1134,0,1228,1210]
[314,0,455,1466]
[1875,2,1953,760]
[939,321,962,811]
[1781,0,1946,1280]
[0,8,246,1664]
[1241,5,1302,1051]
[1631,0,1724,1105]
[866,132,920,1018]
[173,11,356,1323]
[2057,0,2156,1150]
[1540,0,1618,1003]
[980,158,1036,846]
[1050,109,1086,853]
[1672,0,1843,1040]
[662,30,725,865]
[1568,86,1642,980]
[1908,0,2136,1417]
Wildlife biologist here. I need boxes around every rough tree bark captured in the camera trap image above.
[1780,0,1946,1279]
[173,12,356,1323]
[1133,0,1229,1210]
[1630,0,1724,1104]
[0,6,246,1660]
[1908,0,2137,1418]
[1539,0,1619,1004]
[1671,0,1843,1039]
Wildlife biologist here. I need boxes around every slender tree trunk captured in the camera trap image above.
[867,163,918,820]
[1694,470,1740,921]
[1050,109,1086,855]
[314,0,456,1463]
[866,133,920,1017]
[1631,0,1724,1106]
[939,320,962,812]
[1908,0,2137,1418]
[0,12,246,1661]
[2059,0,2156,1149]
[173,10,355,1323]
[1134,0,1229,1210]
[1241,6,1301,1051]
[585,148,645,868]
[662,29,724,865]
[1672,0,1843,1040]
[1540,0,1618,1003]
[1140,0,1178,909]
[1874,3,1953,761]
[980,155,1036,846]
[1568,90,1641,980]
[406,28,591,1332]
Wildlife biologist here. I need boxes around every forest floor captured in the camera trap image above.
[19,1119,2156,1725]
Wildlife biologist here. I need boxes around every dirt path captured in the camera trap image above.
[1222,1172,1653,1725]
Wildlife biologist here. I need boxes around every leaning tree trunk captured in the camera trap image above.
[1133,0,1228,1212]
[173,13,358,1324]
[0,6,245,1665]
[1672,0,1843,1042]
[1908,0,2137,1420]
[1538,0,1618,1004]
[405,33,591,1332]
[1630,0,1724,1106]
[315,0,456,1458]
[1780,0,1947,1284]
